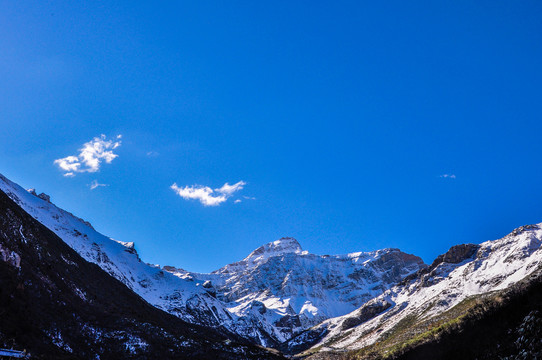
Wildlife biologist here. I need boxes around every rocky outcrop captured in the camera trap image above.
[511,224,540,236]
[341,299,392,331]
[172,243,425,347]
[27,188,51,203]
[431,243,480,266]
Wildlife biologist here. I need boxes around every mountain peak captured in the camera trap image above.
[216,237,304,274]
[269,237,302,253]
[248,237,303,259]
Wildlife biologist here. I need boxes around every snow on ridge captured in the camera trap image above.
[243,237,303,264]
[174,236,426,345]
[0,173,236,330]
[0,172,453,350]
[300,223,542,353]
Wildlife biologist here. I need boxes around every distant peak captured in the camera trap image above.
[241,237,302,265]
[270,237,302,252]
[261,237,302,255]
[213,237,304,274]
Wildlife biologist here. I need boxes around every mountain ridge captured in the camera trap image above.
[0,173,426,349]
[285,222,542,357]
[167,239,425,346]
[2,172,541,358]
[0,182,281,359]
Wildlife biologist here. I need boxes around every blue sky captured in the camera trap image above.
[1,1,541,272]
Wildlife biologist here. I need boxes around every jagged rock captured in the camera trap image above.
[431,244,480,266]
[275,314,302,328]
[178,241,424,347]
[0,243,21,268]
[341,299,392,331]
[37,193,51,203]
[26,188,51,203]
[163,265,184,273]
[0,173,237,338]
[511,224,540,236]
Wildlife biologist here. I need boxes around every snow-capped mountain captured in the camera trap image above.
[0,174,238,332]
[165,237,425,345]
[287,223,542,357]
[0,182,281,359]
[4,172,540,358]
[0,173,425,349]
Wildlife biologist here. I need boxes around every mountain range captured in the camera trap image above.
[1,172,541,359]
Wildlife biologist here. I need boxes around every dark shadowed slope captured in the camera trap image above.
[0,189,283,360]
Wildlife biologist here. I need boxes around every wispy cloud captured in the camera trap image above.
[146,151,159,157]
[89,180,108,190]
[170,180,246,206]
[440,174,456,179]
[216,181,246,196]
[54,135,122,176]
[234,199,242,204]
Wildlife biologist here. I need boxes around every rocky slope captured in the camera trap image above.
[0,173,425,349]
[0,185,282,359]
[3,172,540,358]
[0,174,243,332]
[381,267,542,360]
[168,239,425,346]
[286,223,542,358]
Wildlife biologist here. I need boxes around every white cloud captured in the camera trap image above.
[146,151,159,157]
[89,180,108,190]
[440,174,456,179]
[54,155,80,176]
[170,184,226,206]
[170,180,246,206]
[54,134,122,176]
[243,195,256,200]
[216,181,246,196]
[234,199,242,204]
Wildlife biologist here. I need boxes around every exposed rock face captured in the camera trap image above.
[399,243,481,287]
[384,269,542,360]
[341,299,392,331]
[431,243,480,266]
[289,223,542,357]
[173,241,425,347]
[0,243,21,268]
[37,192,51,203]
[511,224,540,236]
[27,188,51,203]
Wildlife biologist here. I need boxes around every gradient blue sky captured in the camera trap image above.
[1,1,541,272]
